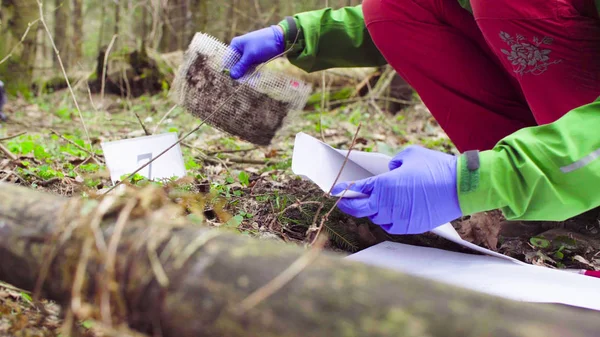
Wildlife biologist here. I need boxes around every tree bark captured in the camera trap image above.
[0,183,598,337]
[114,0,121,37]
[159,0,176,52]
[53,0,70,67]
[71,0,83,63]
[0,0,38,94]
[98,1,107,51]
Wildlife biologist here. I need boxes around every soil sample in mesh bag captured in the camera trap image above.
[171,32,312,146]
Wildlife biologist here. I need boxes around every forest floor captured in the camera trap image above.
[0,86,599,336]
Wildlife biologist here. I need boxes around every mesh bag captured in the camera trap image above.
[171,32,312,146]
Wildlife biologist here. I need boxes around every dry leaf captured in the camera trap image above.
[455,210,504,250]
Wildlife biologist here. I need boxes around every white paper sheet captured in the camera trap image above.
[291,132,522,263]
[101,133,186,185]
[347,241,600,311]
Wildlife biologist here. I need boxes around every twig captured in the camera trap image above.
[50,129,103,163]
[309,203,324,231]
[85,81,100,113]
[366,80,385,115]
[35,177,62,187]
[311,184,353,245]
[0,131,26,142]
[305,122,362,245]
[70,237,94,319]
[36,0,92,146]
[206,147,257,156]
[203,155,281,166]
[235,233,328,315]
[101,34,118,105]
[319,0,329,142]
[267,201,323,232]
[105,29,303,194]
[0,281,31,294]
[276,201,323,217]
[328,123,362,194]
[327,96,413,107]
[0,19,40,65]
[132,110,151,136]
[153,104,178,134]
[101,198,137,325]
[319,72,327,142]
[0,143,17,161]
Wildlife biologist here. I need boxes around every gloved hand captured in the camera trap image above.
[331,145,462,235]
[229,25,285,79]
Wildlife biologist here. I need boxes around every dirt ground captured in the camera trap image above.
[0,85,599,336]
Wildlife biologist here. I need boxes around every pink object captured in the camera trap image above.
[584,270,600,278]
[362,0,600,152]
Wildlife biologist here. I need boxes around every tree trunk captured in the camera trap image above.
[227,0,238,43]
[53,0,70,67]
[141,2,148,44]
[98,1,107,51]
[181,0,192,50]
[0,0,38,94]
[71,0,83,63]
[114,0,121,37]
[195,0,209,33]
[159,0,179,52]
[0,183,599,337]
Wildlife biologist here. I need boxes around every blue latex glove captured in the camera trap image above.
[331,145,462,235]
[229,26,285,79]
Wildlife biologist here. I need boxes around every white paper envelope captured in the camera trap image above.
[348,241,600,311]
[291,132,523,263]
[101,133,186,185]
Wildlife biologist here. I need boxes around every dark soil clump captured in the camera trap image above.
[182,52,291,146]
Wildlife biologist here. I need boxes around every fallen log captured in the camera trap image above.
[0,183,598,337]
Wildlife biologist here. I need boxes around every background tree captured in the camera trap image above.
[0,0,39,94]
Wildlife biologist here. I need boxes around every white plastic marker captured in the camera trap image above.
[101,132,186,185]
[291,132,522,263]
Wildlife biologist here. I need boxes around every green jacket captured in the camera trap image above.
[278,6,600,222]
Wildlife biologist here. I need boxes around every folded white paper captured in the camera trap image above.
[347,241,600,311]
[292,132,599,311]
[291,132,522,263]
[101,133,186,185]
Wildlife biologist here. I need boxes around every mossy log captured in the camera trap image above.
[0,183,598,337]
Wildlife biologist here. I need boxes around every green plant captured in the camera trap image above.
[238,171,250,187]
[36,165,63,180]
[530,237,550,249]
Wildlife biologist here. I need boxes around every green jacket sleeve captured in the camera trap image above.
[457,98,600,221]
[277,6,388,72]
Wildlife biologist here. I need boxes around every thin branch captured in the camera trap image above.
[0,132,27,142]
[0,144,17,161]
[101,34,118,105]
[36,0,92,146]
[132,110,151,136]
[327,96,413,107]
[328,123,362,194]
[50,129,103,163]
[0,19,40,65]
[310,184,353,246]
[318,0,329,142]
[152,104,178,134]
[203,155,281,166]
[101,198,137,325]
[206,147,257,156]
[319,74,327,142]
[235,234,328,314]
